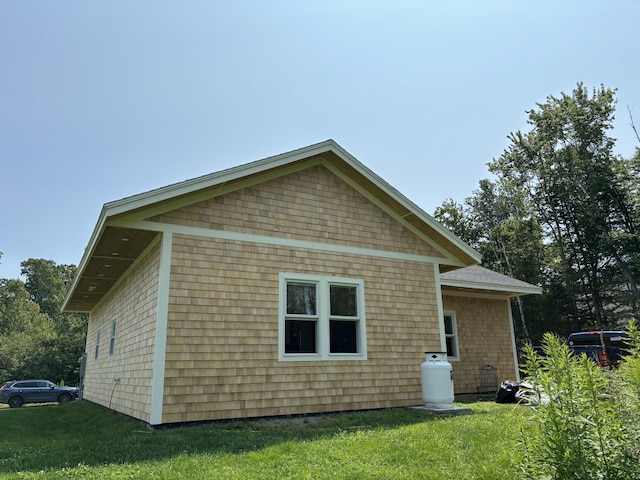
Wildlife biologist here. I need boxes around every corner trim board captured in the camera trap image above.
[149,231,172,425]
[433,263,447,353]
[508,301,520,382]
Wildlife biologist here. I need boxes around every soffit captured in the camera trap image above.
[63,226,159,311]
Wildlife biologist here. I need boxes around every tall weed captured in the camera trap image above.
[611,320,640,466]
[519,323,640,480]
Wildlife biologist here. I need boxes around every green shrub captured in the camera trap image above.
[612,319,640,467]
[519,324,640,480]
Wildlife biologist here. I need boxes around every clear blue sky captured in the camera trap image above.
[1,1,638,280]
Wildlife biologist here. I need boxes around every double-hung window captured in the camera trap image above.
[280,273,367,361]
[444,311,459,360]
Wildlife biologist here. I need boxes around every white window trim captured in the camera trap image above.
[279,273,367,361]
[94,330,100,360]
[444,310,460,361]
[109,317,117,357]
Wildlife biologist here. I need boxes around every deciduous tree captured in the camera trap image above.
[490,83,639,329]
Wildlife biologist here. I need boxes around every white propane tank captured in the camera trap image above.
[421,352,454,407]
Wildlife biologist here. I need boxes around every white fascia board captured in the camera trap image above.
[122,157,324,222]
[323,161,466,265]
[440,278,543,296]
[104,140,338,218]
[61,208,110,311]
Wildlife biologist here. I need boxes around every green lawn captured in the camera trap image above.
[0,401,529,479]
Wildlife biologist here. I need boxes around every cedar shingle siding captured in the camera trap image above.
[158,165,442,423]
[163,235,440,422]
[150,165,440,257]
[442,294,517,394]
[83,242,161,423]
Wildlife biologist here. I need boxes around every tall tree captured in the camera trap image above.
[0,278,55,380]
[20,259,88,384]
[490,83,639,329]
[435,179,547,343]
[468,179,547,342]
[21,259,76,320]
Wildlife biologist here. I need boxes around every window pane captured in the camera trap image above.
[287,283,317,315]
[109,320,116,356]
[444,315,453,335]
[446,337,456,357]
[330,285,357,316]
[285,320,317,353]
[330,320,358,353]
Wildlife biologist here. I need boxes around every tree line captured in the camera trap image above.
[434,83,639,344]
[0,255,87,385]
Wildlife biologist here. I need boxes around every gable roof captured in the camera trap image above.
[440,264,542,297]
[62,140,481,312]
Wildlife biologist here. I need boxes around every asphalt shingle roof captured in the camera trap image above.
[440,264,542,296]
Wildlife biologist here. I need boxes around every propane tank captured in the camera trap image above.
[421,352,454,407]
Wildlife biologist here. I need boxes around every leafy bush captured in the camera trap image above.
[519,321,640,480]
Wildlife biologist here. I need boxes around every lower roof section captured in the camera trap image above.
[440,265,542,297]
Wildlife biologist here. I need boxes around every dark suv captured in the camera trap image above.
[0,380,78,408]
[567,331,630,367]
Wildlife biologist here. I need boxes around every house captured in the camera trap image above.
[62,140,541,426]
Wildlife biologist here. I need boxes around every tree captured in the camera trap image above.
[434,179,547,343]
[432,199,480,248]
[21,259,76,320]
[0,278,55,380]
[467,179,548,343]
[0,259,87,384]
[20,259,88,384]
[490,83,640,330]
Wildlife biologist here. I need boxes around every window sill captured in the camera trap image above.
[280,353,367,362]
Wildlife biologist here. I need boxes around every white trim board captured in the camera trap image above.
[149,231,172,426]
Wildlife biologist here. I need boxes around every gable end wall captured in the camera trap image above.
[150,165,441,258]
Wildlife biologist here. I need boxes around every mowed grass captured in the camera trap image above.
[0,401,529,479]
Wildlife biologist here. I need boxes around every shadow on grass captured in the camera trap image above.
[0,400,492,474]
